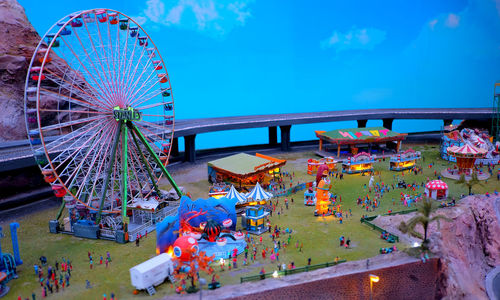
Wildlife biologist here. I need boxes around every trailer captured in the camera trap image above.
[129,253,175,295]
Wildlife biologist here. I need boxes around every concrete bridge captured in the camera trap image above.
[0,107,493,170]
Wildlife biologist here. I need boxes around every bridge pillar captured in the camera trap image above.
[382,118,394,130]
[443,119,453,127]
[269,126,278,146]
[357,120,368,128]
[171,137,179,157]
[184,135,196,163]
[280,125,291,151]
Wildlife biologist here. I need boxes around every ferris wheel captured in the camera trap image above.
[24,8,181,229]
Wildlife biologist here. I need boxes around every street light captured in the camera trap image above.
[199,277,206,300]
[369,274,379,300]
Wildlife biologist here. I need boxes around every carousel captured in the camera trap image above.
[442,144,489,180]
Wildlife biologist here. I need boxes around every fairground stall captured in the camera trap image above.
[207,153,286,190]
[425,180,448,200]
[389,149,421,171]
[307,157,337,175]
[342,152,375,174]
[315,127,407,158]
[241,205,269,235]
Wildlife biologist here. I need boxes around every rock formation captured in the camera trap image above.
[374,195,500,299]
[0,0,41,141]
[431,195,500,300]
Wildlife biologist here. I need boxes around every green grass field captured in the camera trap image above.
[1,145,499,299]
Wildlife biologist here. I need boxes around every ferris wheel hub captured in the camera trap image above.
[113,106,142,122]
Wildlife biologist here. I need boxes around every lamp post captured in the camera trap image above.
[199,277,206,300]
[369,274,379,300]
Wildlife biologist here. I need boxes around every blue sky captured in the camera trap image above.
[19,0,500,148]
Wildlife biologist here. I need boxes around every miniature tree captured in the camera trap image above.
[399,197,450,250]
[456,173,482,195]
[172,248,215,294]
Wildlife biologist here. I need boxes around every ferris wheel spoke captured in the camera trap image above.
[66,122,116,196]
[130,86,168,109]
[116,22,131,105]
[81,17,117,104]
[45,117,109,152]
[50,52,113,110]
[60,32,115,107]
[122,46,152,104]
[57,124,108,188]
[40,115,108,132]
[118,30,140,104]
[105,12,120,103]
[126,67,162,106]
[51,120,113,173]
[136,100,171,111]
[93,13,119,105]
[41,69,110,110]
[86,126,117,208]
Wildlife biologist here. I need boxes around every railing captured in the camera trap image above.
[153,205,178,223]
[360,208,419,243]
[271,182,312,197]
[99,228,116,239]
[240,260,347,283]
[128,220,152,241]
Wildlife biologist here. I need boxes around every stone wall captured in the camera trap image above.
[179,254,440,300]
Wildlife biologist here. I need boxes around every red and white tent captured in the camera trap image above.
[425,180,448,200]
[447,144,487,158]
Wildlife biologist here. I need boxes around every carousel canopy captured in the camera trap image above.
[447,144,487,158]
[425,180,448,190]
[245,182,273,201]
[225,185,247,204]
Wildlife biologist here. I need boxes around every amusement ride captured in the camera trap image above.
[24,9,181,241]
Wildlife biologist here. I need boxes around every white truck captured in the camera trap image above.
[130,253,175,295]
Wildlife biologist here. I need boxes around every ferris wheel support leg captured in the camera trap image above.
[128,123,183,197]
[96,124,122,225]
[129,128,162,196]
[55,200,65,221]
[121,122,129,228]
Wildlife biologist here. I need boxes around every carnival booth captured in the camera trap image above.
[207,153,286,188]
[447,144,487,174]
[307,157,337,175]
[241,205,269,235]
[245,182,273,206]
[208,183,230,199]
[315,127,407,157]
[390,149,421,171]
[304,188,317,206]
[425,180,449,200]
[342,152,374,174]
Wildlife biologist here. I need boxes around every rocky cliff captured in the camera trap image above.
[0,0,41,141]
[431,195,500,300]
[373,195,500,299]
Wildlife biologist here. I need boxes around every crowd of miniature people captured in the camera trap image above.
[17,250,117,300]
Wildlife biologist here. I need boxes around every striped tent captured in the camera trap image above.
[447,144,487,158]
[225,185,247,204]
[447,144,487,170]
[246,182,273,201]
